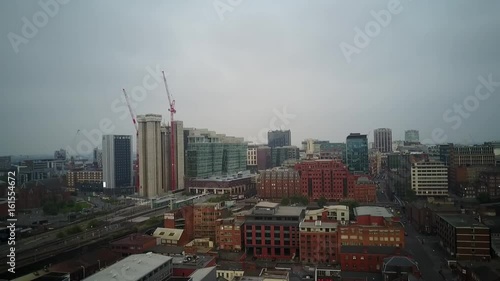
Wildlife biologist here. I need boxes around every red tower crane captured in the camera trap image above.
[122,89,140,193]
[162,71,177,191]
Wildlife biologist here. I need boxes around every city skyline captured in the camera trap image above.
[1,0,500,155]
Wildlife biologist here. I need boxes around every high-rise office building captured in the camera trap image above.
[54,149,67,160]
[185,128,247,178]
[138,114,163,198]
[346,133,369,174]
[161,121,185,191]
[102,135,133,190]
[374,128,392,153]
[405,130,420,143]
[268,130,291,148]
[411,161,448,197]
[93,147,103,169]
[0,156,12,170]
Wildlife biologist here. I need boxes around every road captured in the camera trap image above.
[404,221,456,281]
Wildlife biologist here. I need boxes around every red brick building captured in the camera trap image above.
[110,234,157,256]
[193,202,223,240]
[338,207,405,248]
[405,201,460,234]
[340,246,407,272]
[299,220,339,264]
[436,214,491,261]
[476,169,500,199]
[244,202,305,260]
[257,168,301,199]
[215,217,244,251]
[164,205,194,242]
[294,160,376,202]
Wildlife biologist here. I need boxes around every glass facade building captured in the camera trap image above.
[346,133,369,174]
[185,129,247,178]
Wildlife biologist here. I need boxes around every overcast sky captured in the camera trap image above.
[1,0,499,156]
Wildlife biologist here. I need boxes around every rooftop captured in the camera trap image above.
[13,272,70,281]
[341,246,406,255]
[354,206,393,218]
[172,255,215,269]
[83,253,172,281]
[255,202,279,209]
[383,256,419,271]
[190,266,216,281]
[341,272,383,281]
[153,228,184,241]
[191,171,255,182]
[300,221,338,229]
[32,273,70,281]
[148,245,185,255]
[305,205,349,215]
[438,214,488,228]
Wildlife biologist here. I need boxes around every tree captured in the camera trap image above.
[87,219,102,229]
[477,192,491,204]
[66,225,83,235]
[405,189,417,202]
[43,202,59,216]
[281,197,290,206]
[290,195,309,206]
[57,231,66,239]
[317,196,327,208]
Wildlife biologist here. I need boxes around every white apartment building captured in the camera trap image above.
[304,205,349,222]
[411,161,448,196]
[247,145,257,166]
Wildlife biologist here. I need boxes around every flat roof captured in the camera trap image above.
[190,266,216,281]
[341,246,406,255]
[354,206,393,218]
[300,221,338,228]
[275,206,305,216]
[172,255,215,269]
[153,227,184,241]
[438,214,488,228]
[255,202,279,209]
[83,253,172,281]
[305,205,349,215]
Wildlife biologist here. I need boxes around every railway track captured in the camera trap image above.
[0,207,164,274]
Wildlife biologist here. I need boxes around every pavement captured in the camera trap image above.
[404,221,458,281]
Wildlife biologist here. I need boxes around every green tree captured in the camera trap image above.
[281,197,290,206]
[317,196,327,208]
[87,219,102,229]
[43,202,59,216]
[57,231,66,239]
[405,189,417,202]
[477,192,491,204]
[66,225,83,235]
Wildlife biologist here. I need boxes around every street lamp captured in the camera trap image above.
[81,265,86,278]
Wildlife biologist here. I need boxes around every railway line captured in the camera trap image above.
[0,206,164,274]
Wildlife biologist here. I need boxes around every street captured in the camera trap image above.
[404,220,456,281]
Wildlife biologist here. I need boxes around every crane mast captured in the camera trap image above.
[162,71,176,192]
[122,89,140,193]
